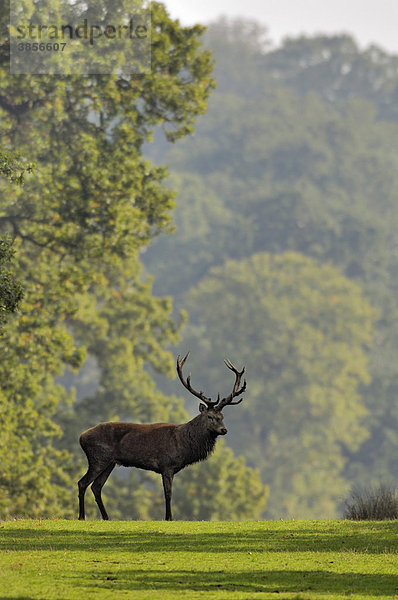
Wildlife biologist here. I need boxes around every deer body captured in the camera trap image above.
[78,355,246,521]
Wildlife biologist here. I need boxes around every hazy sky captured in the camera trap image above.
[163,0,398,54]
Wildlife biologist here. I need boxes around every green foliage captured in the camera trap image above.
[0,254,83,516]
[174,440,268,520]
[0,150,35,185]
[147,91,398,297]
[0,0,214,517]
[179,252,376,518]
[144,20,398,516]
[2,12,397,521]
[0,235,23,327]
[0,149,33,328]
[0,3,264,522]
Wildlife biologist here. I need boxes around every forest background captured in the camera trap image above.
[0,2,397,520]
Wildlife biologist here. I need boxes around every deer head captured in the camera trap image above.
[176,352,246,435]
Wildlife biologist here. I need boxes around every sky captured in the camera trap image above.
[163,0,398,54]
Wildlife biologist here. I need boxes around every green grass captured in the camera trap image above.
[0,519,397,599]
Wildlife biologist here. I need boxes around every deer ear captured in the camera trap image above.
[199,403,207,413]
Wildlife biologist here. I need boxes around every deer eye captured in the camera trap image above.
[207,415,214,420]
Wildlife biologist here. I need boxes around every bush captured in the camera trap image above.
[343,483,398,520]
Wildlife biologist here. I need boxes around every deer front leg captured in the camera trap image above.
[161,471,174,521]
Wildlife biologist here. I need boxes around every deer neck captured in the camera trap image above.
[179,414,218,466]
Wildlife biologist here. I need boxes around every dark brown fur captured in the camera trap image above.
[78,354,246,521]
[78,407,227,521]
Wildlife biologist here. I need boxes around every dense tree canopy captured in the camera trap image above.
[0,151,31,328]
[0,235,23,328]
[2,11,397,519]
[144,19,398,516]
[181,252,375,517]
[0,3,267,519]
[0,150,34,185]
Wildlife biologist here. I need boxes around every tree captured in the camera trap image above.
[174,441,268,520]
[146,88,398,302]
[0,151,34,185]
[0,150,32,327]
[144,20,398,502]
[0,0,216,517]
[0,235,23,328]
[181,252,376,518]
[0,3,265,521]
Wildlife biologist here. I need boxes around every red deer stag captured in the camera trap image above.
[78,352,246,521]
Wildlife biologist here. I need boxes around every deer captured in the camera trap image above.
[77,352,246,521]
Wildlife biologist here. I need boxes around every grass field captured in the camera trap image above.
[0,519,397,599]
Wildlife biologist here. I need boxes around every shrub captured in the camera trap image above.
[343,483,398,520]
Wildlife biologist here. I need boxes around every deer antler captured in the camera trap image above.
[215,359,246,412]
[176,352,218,408]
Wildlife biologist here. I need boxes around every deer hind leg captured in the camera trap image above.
[161,471,174,521]
[78,461,113,520]
[91,462,116,520]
